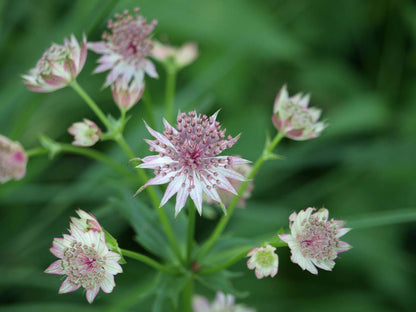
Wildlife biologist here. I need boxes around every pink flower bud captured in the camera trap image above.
[0,135,28,183]
[152,42,198,68]
[68,119,101,147]
[272,85,327,140]
[22,34,87,93]
[111,79,145,111]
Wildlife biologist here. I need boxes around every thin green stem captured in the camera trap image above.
[26,147,48,158]
[198,132,285,259]
[348,208,416,229]
[115,135,184,264]
[120,248,177,274]
[165,68,177,124]
[186,205,196,265]
[181,277,193,312]
[70,80,113,131]
[142,88,156,129]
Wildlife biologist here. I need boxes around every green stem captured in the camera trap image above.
[26,147,48,158]
[70,80,113,131]
[200,248,251,275]
[165,68,177,124]
[143,88,156,129]
[348,208,416,229]
[181,277,193,312]
[198,132,285,259]
[186,205,196,265]
[120,248,177,274]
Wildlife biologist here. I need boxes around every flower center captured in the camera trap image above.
[256,251,274,266]
[104,8,156,62]
[297,216,339,263]
[62,241,106,290]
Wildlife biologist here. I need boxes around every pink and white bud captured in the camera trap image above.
[152,42,198,68]
[111,79,145,111]
[272,85,327,140]
[204,162,253,208]
[22,34,87,93]
[88,8,158,90]
[45,211,123,303]
[136,110,250,217]
[68,119,101,147]
[70,209,102,233]
[247,244,279,279]
[193,292,255,312]
[279,207,352,275]
[0,135,28,184]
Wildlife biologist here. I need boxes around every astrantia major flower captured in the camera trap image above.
[193,292,256,312]
[272,85,327,140]
[22,34,87,93]
[279,207,352,275]
[68,119,101,147]
[0,135,27,184]
[136,110,249,216]
[88,8,158,89]
[70,209,102,233]
[247,244,279,279]
[45,213,122,303]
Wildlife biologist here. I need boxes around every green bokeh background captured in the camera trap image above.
[1,0,416,311]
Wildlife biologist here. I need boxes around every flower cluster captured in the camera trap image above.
[88,8,158,90]
[22,34,87,93]
[279,207,351,274]
[0,135,27,184]
[136,110,250,216]
[272,85,326,140]
[193,292,255,312]
[45,210,122,303]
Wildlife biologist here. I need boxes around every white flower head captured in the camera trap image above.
[136,110,250,217]
[152,41,198,69]
[279,207,352,275]
[0,135,27,183]
[45,214,122,303]
[193,292,256,312]
[22,34,87,92]
[247,244,279,279]
[68,119,101,147]
[88,7,158,90]
[272,85,327,140]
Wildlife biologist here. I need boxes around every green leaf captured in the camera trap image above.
[151,272,189,312]
[103,228,126,264]
[196,270,248,298]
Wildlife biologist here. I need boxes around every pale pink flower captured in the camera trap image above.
[193,292,255,312]
[247,244,279,279]
[152,41,198,68]
[136,111,249,216]
[272,85,327,140]
[45,216,122,303]
[68,119,101,147]
[70,209,102,233]
[88,8,158,89]
[0,135,28,183]
[279,207,352,275]
[22,34,87,93]
[204,162,253,208]
[111,78,145,111]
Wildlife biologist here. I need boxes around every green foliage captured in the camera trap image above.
[1,0,416,311]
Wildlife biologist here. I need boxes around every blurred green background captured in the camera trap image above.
[1,0,416,311]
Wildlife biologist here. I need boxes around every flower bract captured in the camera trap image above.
[279,207,352,275]
[152,41,198,69]
[111,78,145,111]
